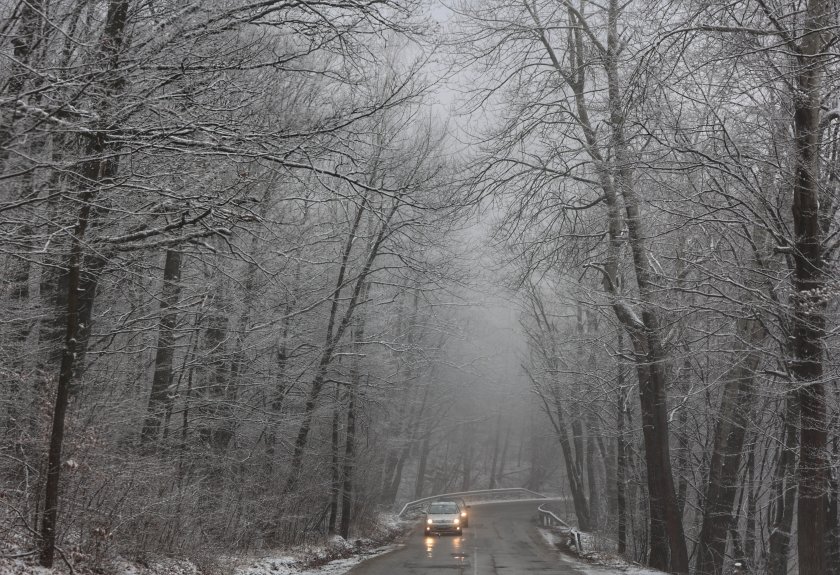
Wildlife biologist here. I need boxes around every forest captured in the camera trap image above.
[1,1,839,575]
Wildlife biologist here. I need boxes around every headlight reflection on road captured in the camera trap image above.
[425,536,435,558]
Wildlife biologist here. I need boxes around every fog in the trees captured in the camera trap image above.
[2,1,840,575]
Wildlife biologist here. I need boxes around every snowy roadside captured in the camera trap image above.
[234,537,404,575]
[537,527,665,575]
[0,516,410,575]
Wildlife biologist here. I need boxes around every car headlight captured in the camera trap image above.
[461,512,467,517]
[427,518,433,525]
[454,518,460,525]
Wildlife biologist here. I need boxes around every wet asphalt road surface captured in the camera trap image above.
[347,500,588,575]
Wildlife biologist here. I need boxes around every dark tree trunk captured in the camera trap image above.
[767,395,799,575]
[285,199,396,496]
[828,432,840,574]
[265,295,294,463]
[338,281,368,539]
[488,412,502,489]
[496,423,511,488]
[383,382,429,505]
[198,303,232,451]
[39,196,90,567]
[617,384,628,556]
[339,379,357,539]
[414,433,431,499]
[743,434,758,568]
[141,249,183,444]
[586,415,600,528]
[525,291,591,530]
[328,392,340,535]
[790,3,830,574]
[460,423,474,492]
[695,317,765,575]
[38,1,130,565]
[606,0,687,567]
[616,330,629,556]
[527,364,591,531]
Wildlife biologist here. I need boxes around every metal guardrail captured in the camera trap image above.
[397,487,548,517]
[537,503,583,554]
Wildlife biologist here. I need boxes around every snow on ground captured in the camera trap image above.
[236,541,403,575]
[0,515,409,575]
[537,526,665,575]
[0,539,403,575]
[2,513,664,575]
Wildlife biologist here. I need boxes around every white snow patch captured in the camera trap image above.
[0,513,409,575]
[536,526,666,575]
[236,543,403,575]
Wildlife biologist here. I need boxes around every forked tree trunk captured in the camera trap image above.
[526,363,591,531]
[285,198,396,496]
[525,1,687,567]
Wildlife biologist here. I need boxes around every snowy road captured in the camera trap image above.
[346,500,588,574]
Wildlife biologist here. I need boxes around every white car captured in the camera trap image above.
[424,501,463,535]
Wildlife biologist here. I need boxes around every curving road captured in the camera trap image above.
[348,500,589,574]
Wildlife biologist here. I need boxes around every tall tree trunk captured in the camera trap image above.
[585,415,600,529]
[460,424,474,493]
[265,290,295,464]
[496,422,511,488]
[743,433,758,569]
[527,366,591,531]
[525,289,592,529]
[695,317,765,575]
[414,432,431,499]
[38,1,130,565]
[767,395,799,575]
[617,377,628,556]
[383,381,429,505]
[828,431,840,574]
[141,249,183,444]
[527,1,687,566]
[328,388,340,535]
[285,197,397,496]
[488,412,502,489]
[340,282,368,542]
[790,3,830,574]
[39,193,91,567]
[339,378,357,539]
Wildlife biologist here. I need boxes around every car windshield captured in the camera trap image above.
[428,503,459,514]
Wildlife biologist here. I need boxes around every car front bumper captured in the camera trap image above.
[425,523,462,534]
